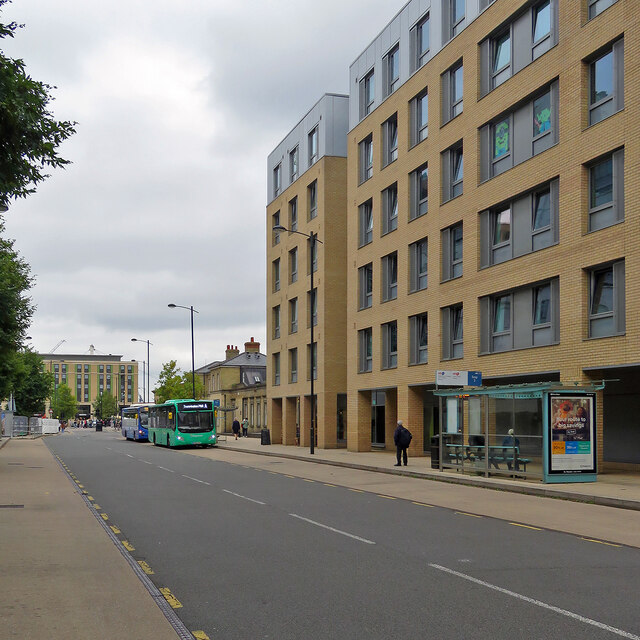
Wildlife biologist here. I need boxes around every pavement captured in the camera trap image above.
[2,431,640,639]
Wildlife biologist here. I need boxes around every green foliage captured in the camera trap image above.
[12,349,52,414]
[50,383,76,420]
[0,0,76,207]
[154,359,205,404]
[0,219,33,399]
[93,391,117,419]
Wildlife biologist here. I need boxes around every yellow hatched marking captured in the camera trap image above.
[100,513,109,521]
[581,537,621,548]
[349,488,364,493]
[137,560,154,575]
[160,588,183,609]
[324,483,336,487]
[377,495,396,500]
[412,501,434,508]
[77,484,84,488]
[122,540,135,551]
[82,490,88,495]
[110,525,121,534]
[87,496,94,501]
[509,522,542,531]
[93,505,101,510]
[455,512,482,518]
[192,632,210,640]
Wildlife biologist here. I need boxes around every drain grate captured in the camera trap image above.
[0,504,25,508]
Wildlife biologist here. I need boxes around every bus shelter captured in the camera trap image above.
[433,382,603,483]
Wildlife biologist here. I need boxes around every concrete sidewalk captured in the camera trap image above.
[0,437,182,640]
[218,434,640,511]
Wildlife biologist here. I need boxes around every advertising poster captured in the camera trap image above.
[547,393,596,475]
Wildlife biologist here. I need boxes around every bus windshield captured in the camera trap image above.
[140,411,149,426]
[177,411,213,433]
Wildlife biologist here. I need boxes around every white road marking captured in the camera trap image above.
[182,475,210,485]
[140,460,153,464]
[289,514,375,545]
[126,454,134,458]
[428,564,640,639]
[222,489,265,505]
[157,466,174,473]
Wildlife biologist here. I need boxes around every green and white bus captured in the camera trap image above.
[148,399,217,448]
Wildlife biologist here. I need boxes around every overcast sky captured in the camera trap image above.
[2,0,396,392]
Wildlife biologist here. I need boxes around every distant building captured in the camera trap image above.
[196,338,266,434]
[41,350,139,418]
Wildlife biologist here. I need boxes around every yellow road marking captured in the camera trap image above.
[303,479,315,483]
[122,540,135,551]
[377,494,396,499]
[160,588,183,608]
[87,496,94,501]
[581,537,621,548]
[455,511,482,518]
[285,475,295,478]
[77,484,84,488]
[349,488,364,493]
[82,490,88,495]
[93,505,101,510]
[137,560,154,574]
[192,631,210,639]
[100,513,109,521]
[412,501,434,508]
[510,522,542,531]
[110,525,121,534]
[269,472,278,475]
[324,483,336,487]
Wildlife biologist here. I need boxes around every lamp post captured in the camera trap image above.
[273,224,322,455]
[131,338,152,403]
[168,304,198,400]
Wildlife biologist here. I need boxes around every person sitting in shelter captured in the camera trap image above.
[502,428,520,471]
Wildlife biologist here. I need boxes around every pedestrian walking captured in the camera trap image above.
[393,420,412,467]
[232,417,241,440]
[242,417,249,437]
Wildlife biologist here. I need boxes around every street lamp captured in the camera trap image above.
[273,224,323,455]
[168,303,198,400]
[131,338,152,403]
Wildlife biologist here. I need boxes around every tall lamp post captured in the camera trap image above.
[273,224,322,455]
[168,304,198,400]
[131,338,152,403]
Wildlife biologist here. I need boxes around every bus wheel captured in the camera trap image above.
[166,435,171,448]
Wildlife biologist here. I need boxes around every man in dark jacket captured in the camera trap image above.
[232,418,241,440]
[393,420,412,466]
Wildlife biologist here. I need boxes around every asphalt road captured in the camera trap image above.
[46,431,640,640]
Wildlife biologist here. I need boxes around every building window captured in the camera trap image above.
[492,206,511,264]
[442,142,463,203]
[588,149,624,231]
[289,197,298,232]
[54,363,59,372]
[272,258,280,292]
[381,252,398,302]
[359,134,373,183]
[308,180,317,220]
[409,313,428,364]
[360,69,375,119]
[289,298,298,334]
[358,328,373,372]
[410,164,428,220]
[442,61,463,125]
[410,90,428,147]
[589,262,625,338]
[589,0,617,19]
[533,90,552,138]
[381,321,398,370]
[382,183,398,235]
[493,118,510,161]
[85,364,90,373]
[289,348,298,383]
[98,364,103,373]
[273,353,280,386]
[61,375,67,384]
[411,13,430,72]
[272,305,280,340]
[384,45,400,97]
[589,40,624,126]
[382,114,398,167]
[308,288,317,327]
[272,211,280,246]
[289,247,298,284]
[273,163,281,197]
[308,126,318,166]
[492,295,512,352]
[359,200,373,247]
[409,238,428,292]
[120,365,125,373]
[533,1,551,44]
[289,146,298,182]
[492,31,511,89]
[451,0,465,37]
[358,263,373,310]
[442,223,462,281]
[442,304,463,360]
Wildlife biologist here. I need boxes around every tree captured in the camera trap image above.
[0,0,76,208]
[93,391,117,419]
[50,383,76,420]
[0,218,33,400]
[12,349,52,414]
[154,360,205,404]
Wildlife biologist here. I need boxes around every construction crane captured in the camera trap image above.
[50,339,66,353]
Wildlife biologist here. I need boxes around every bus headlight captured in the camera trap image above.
[176,435,184,441]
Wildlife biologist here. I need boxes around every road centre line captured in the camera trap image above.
[222,489,266,505]
[289,514,376,545]
[182,475,210,485]
[510,522,542,531]
[412,501,434,508]
[140,460,153,464]
[157,466,174,473]
[455,511,483,518]
[126,454,134,458]
[428,564,640,640]
[581,537,622,548]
